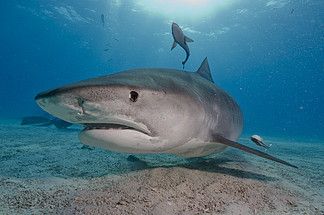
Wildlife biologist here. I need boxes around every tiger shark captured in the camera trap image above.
[171,22,194,69]
[35,58,297,168]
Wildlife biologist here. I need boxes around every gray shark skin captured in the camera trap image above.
[35,58,297,168]
[171,22,194,69]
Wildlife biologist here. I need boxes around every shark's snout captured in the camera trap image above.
[35,91,49,101]
[35,89,56,108]
[35,88,63,110]
[35,86,72,101]
[35,87,86,123]
[35,88,56,101]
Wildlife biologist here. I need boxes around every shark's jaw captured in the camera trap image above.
[82,121,151,136]
[79,121,168,154]
[69,113,159,153]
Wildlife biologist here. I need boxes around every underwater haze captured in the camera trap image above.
[1,0,323,140]
[1,1,324,214]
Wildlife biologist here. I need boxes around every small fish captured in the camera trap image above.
[103,48,109,52]
[171,22,194,69]
[290,8,294,14]
[101,14,105,27]
[250,135,271,149]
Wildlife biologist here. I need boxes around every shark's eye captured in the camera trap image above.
[129,91,138,102]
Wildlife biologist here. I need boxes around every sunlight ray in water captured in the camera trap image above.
[136,0,238,21]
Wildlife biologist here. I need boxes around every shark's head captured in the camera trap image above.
[35,69,204,153]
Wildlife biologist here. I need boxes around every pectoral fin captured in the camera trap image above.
[212,134,297,168]
[171,40,177,50]
[185,36,194,42]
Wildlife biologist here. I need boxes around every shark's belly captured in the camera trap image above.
[80,129,227,157]
[164,138,228,157]
[79,128,186,154]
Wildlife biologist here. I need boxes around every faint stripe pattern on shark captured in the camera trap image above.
[35,58,297,168]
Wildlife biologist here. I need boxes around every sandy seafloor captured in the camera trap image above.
[0,120,323,215]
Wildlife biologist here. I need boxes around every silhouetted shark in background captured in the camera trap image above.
[171,22,194,69]
[21,116,72,129]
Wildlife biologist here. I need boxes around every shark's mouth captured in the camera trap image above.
[82,123,151,136]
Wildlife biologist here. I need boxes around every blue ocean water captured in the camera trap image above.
[0,0,323,140]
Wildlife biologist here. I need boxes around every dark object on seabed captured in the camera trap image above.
[126,155,148,169]
[127,155,141,162]
[81,145,95,150]
[21,116,72,129]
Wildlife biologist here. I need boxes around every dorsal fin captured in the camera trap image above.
[196,57,213,83]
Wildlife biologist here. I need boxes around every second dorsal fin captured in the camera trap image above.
[196,57,213,83]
